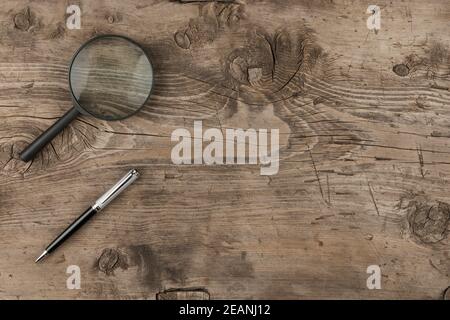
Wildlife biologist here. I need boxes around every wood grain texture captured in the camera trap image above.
[0,0,449,299]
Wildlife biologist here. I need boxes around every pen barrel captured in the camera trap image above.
[40,170,139,258]
[46,206,98,254]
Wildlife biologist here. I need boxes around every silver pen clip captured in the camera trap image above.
[93,169,140,211]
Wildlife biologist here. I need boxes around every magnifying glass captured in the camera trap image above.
[20,35,154,162]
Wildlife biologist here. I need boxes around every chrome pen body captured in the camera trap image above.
[35,169,140,263]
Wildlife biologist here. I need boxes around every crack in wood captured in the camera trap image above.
[367,181,380,216]
[156,287,210,300]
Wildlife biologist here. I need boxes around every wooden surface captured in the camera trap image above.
[0,0,449,299]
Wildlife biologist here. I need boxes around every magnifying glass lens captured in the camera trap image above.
[70,36,153,120]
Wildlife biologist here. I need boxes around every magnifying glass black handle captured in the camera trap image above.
[20,107,80,162]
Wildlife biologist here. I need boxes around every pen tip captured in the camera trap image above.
[35,250,47,263]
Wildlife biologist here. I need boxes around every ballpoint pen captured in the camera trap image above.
[35,169,140,263]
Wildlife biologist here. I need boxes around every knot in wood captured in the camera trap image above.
[407,200,450,244]
[393,64,410,77]
[98,248,120,275]
[14,9,31,31]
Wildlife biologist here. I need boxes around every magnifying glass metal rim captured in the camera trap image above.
[68,34,154,121]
